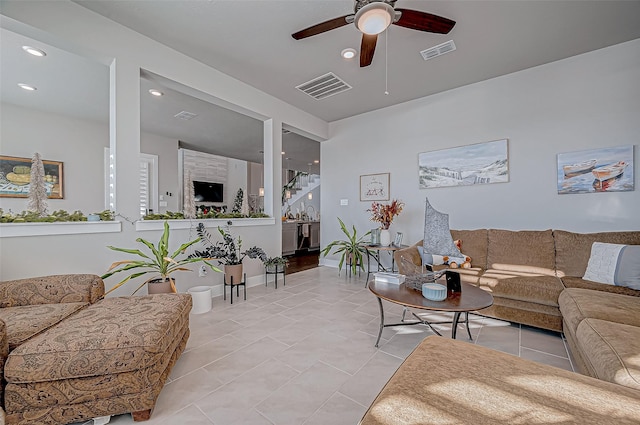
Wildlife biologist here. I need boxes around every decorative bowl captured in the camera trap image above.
[422,283,447,301]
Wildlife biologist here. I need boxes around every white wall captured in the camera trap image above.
[321,39,640,265]
[140,132,179,212]
[0,103,108,213]
[0,1,327,290]
[227,158,248,210]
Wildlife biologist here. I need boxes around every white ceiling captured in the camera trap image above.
[3,1,640,172]
[73,0,640,122]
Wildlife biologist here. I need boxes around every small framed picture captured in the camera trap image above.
[360,173,390,201]
[394,232,403,247]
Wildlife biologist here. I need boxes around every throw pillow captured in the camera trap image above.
[417,245,467,268]
[423,197,462,259]
[583,242,640,290]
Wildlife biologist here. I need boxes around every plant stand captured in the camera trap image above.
[265,264,286,289]
[223,272,246,304]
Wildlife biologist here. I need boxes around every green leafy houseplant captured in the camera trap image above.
[101,221,219,295]
[191,223,267,265]
[263,256,288,272]
[321,217,372,276]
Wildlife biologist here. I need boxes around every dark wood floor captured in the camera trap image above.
[285,250,319,274]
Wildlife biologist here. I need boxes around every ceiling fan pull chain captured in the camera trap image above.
[384,27,389,95]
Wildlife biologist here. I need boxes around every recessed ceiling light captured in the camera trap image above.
[148,89,164,96]
[313,160,320,164]
[341,48,357,59]
[281,151,285,155]
[18,83,37,91]
[22,45,46,57]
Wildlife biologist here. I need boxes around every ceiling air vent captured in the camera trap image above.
[296,72,352,100]
[282,128,292,134]
[420,40,456,61]
[174,110,198,120]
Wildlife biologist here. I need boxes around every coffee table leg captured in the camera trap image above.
[452,312,461,339]
[465,312,472,340]
[375,296,385,348]
[365,251,371,287]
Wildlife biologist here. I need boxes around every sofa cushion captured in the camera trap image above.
[5,294,192,384]
[451,229,488,270]
[478,272,563,306]
[487,229,556,274]
[575,318,640,391]
[4,326,189,413]
[360,335,640,425]
[554,230,640,278]
[0,274,104,308]
[562,276,640,297]
[583,243,640,289]
[0,303,88,350]
[558,288,640,335]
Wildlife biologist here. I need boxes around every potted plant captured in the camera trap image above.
[192,223,266,285]
[263,256,288,273]
[101,221,219,295]
[321,217,372,276]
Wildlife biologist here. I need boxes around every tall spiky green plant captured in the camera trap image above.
[101,221,219,295]
[321,217,372,276]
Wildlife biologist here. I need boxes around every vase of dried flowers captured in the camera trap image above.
[379,229,391,247]
[368,199,404,246]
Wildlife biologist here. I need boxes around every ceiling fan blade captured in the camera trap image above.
[393,9,456,34]
[292,15,353,40]
[360,34,378,67]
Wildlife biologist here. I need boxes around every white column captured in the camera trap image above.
[109,58,140,218]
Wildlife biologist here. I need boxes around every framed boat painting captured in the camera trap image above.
[0,155,64,198]
[557,145,634,194]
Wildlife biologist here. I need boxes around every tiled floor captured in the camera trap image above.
[102,266,573,425]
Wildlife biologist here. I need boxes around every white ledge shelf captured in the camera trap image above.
[0,221,122,238]
[135,217,276,232]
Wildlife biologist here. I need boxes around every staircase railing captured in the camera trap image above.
[282,171,308,204]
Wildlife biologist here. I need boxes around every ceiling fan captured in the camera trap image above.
[292,0,456,67]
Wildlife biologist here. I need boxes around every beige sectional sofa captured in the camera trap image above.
[395,229,640,332]
[360,336,640,425]
[0,274,192,425]
[394,229,640,394]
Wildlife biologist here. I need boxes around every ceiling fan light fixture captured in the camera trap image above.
[355,2,394,35]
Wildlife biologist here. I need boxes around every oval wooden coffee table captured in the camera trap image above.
[368,279,494,347]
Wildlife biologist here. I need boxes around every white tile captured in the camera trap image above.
[102,266,572,425]
[256,361,351,425]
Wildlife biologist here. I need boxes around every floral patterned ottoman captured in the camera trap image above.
[3,293,192,425]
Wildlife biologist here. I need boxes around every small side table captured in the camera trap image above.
[265,264,286,289]
[223,272,246,304]
[365,244,409,285]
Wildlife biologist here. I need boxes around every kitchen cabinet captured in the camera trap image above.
[282,222,298,256]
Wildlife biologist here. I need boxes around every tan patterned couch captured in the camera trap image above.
[0,274,192,424]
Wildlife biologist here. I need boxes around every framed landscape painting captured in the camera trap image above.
[360,173,390,201]
[418,139,509,189]
[557,145,634,194]
[0,155,64,198]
